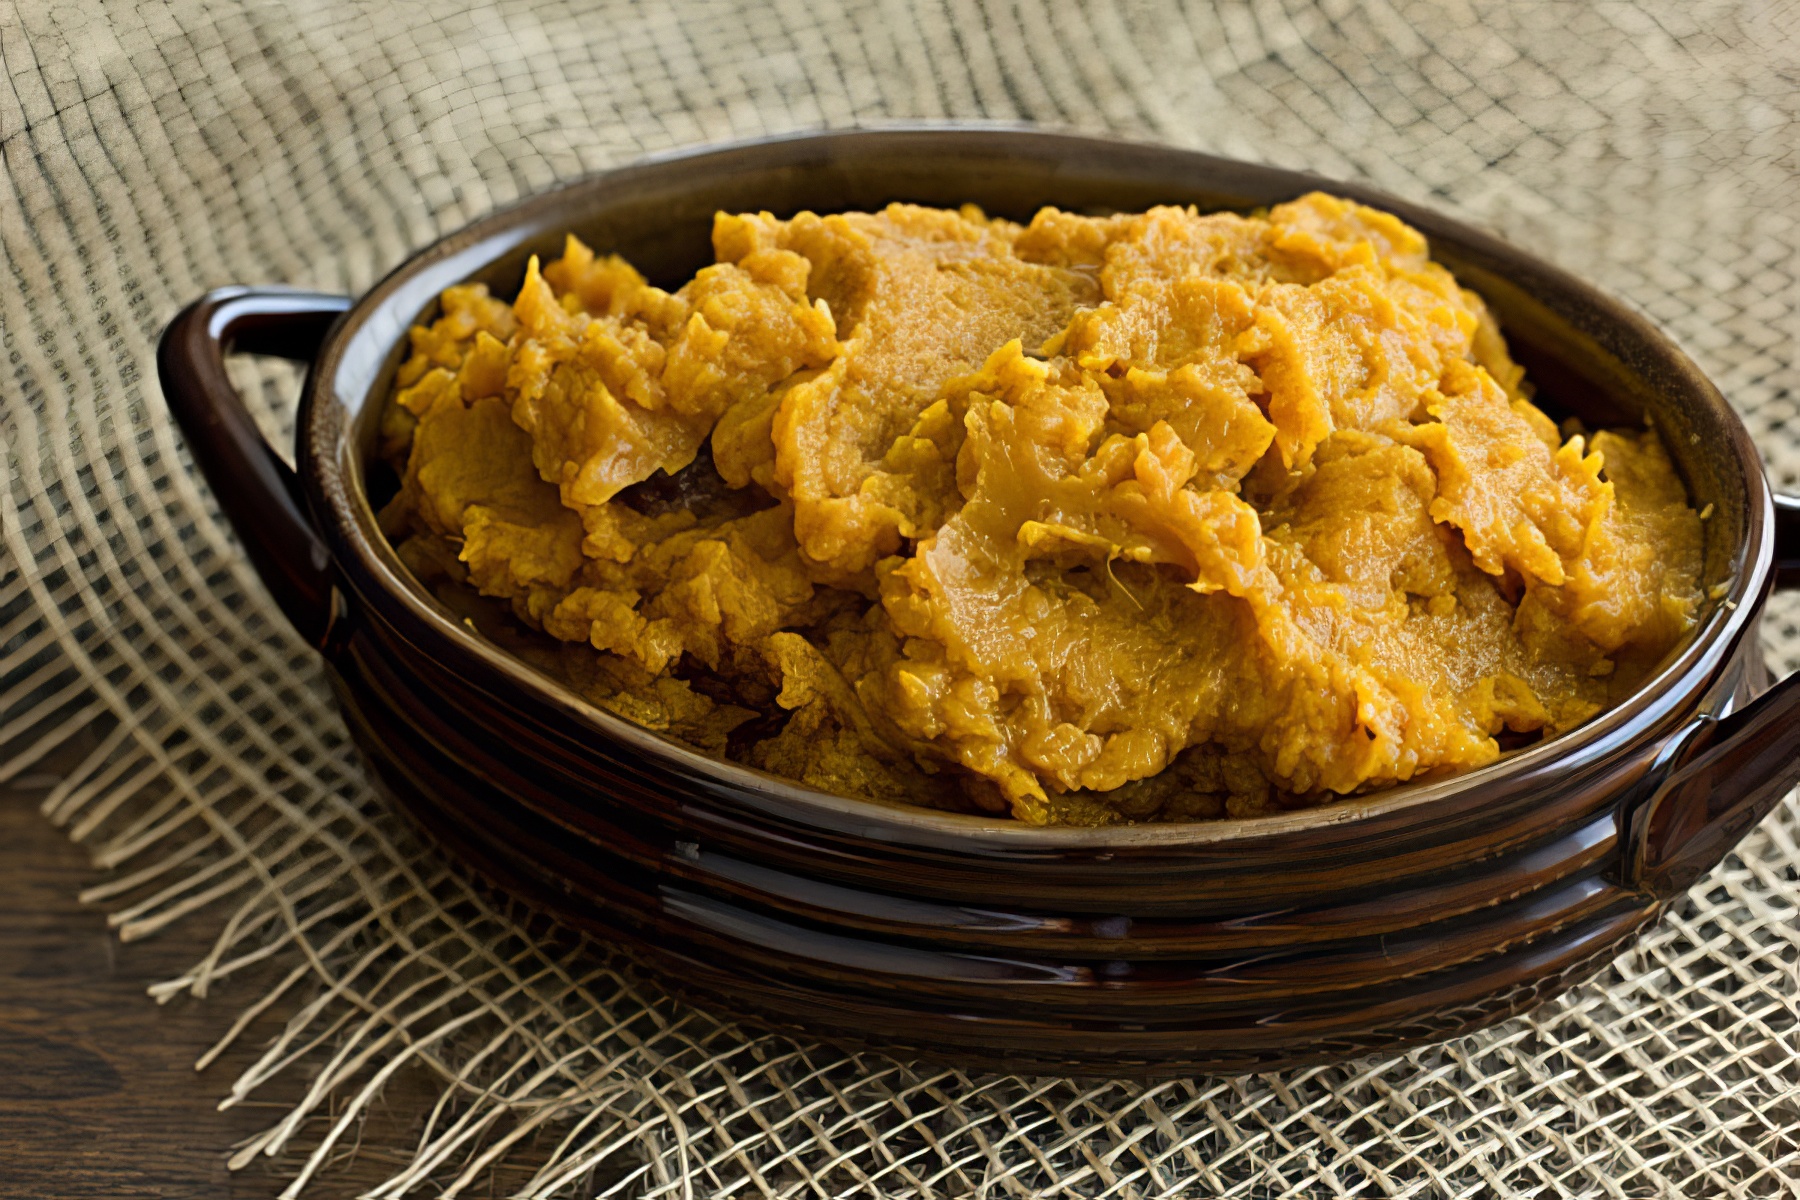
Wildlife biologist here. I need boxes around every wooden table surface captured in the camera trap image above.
[1,777,442,1199]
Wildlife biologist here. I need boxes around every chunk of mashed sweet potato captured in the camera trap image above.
[380,195,1706,825]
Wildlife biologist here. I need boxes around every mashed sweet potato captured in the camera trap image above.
[379,194,1704,825]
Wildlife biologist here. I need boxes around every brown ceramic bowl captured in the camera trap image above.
[160,128,1800,1077]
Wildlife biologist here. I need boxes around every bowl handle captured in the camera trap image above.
[157,287,353,648]
[1629,493,1800,897]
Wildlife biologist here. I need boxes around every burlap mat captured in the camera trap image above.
[4,1,1797,1195]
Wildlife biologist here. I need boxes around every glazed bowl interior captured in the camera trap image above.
[320,129,1765,848]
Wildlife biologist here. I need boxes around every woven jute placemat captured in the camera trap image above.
[3,1,1796,1195]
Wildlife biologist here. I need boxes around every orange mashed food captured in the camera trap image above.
[380,194,1704,825]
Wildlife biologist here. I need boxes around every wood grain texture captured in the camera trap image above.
[0,781,437,1200]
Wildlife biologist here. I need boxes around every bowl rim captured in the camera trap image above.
[302,124,1777,851]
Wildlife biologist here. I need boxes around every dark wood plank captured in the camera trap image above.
[0,776,436,1199]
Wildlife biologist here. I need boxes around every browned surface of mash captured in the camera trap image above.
[380,194,1702,825]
